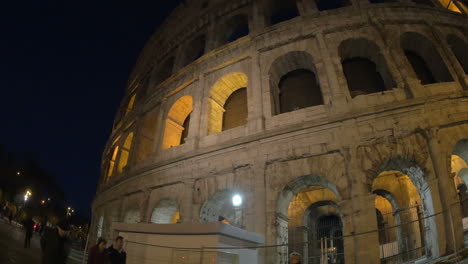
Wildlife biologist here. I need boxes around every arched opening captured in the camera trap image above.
[339,38,395,98]
[222,88,248,131]
[200,189,244,228]
[220,15,249,45]
[117,132,134,174]
[124,94,136,117]
[105,146,119,182]
[151,56,175,87]
[269,0,299,25]
[401,32,453,84]
[447,34,468,75]
[162,96,193,150]
[151,198,180,224]
[315,0,351,11]
[278,69,323,113]
[276,175,344,264]
[269,51,323,115]
[452,140,468,221]
[207,72,248,134]
[181,35,206,68]
[342,58,386,97]
[373,158,438,261]
[124,208,141,224]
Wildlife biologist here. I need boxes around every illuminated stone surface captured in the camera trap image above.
[92,1,468,263]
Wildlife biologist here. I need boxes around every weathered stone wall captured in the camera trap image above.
[91,1,468,263]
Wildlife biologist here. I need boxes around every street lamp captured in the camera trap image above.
[66,207,73,217]
[232,194,243,228]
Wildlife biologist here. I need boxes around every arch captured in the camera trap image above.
[276,175,343,263]
[375,157,438,259]
[219,15,249,45]
[150,198,180,224]
[207,72,248,134]
[452,140,468,218]
[151,56,175,88]
[269,0,299,25]
[447,34,468,75]
[339,38,396,98]
[105,146,119,182]
[124,94,136,117]
[124,208,141,223]
[315,0,351,11]
[200,189,244,227]
[180,35,206,68]
[401,32,453,84]
[162,95,193,150]
[268,51,323,115]
[117,132,134,174]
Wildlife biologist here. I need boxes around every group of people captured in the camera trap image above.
[37,219,126,264]
[88,236,126,264]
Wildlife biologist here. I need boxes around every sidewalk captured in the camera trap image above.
[0,218,41,264]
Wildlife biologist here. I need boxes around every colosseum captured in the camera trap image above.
[91,0,468,263]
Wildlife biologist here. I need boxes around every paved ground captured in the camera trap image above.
[0,219,41,264]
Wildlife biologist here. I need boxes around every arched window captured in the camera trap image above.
[269,0,299,25]
[339,38,396,98]
[279,69,323,113]
[151,199,180,224]
[151,56,175,87]
[181,35,206,68]
[269,51,323,115]
[222,88,248,131]
[117,133,133,173]
[315,0,351,11]
[221,15,249,45]
[162,96,193,150]
[124,94,136,117]
[106,146,119,182]
[180,112,191,145]
[447,34,468,74]
[401,32,453,84]
[207,73,248,135]
[124,208,140,223]
[404,51,436,84]
[342,58,386,97]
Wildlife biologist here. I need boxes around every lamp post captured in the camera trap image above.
[23,190,31,207]
[232,194,243,228]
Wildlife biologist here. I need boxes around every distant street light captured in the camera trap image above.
[66,207,73,217]
[41,200,45,205]
[17,171,21,176]
[232,194,242,207]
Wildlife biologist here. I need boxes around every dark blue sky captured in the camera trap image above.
[0,0,182,217]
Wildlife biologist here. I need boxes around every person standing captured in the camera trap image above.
[40,219,71,264]
[107,236,126,264]
[23,217,34,248]
[88,237,109,264]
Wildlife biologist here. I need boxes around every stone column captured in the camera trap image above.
[315,33,350,115]
[139,189,152,223]
[246,51,265,135]
[426,129,464,253]
[340,195,380,264]
[180,179,196,223]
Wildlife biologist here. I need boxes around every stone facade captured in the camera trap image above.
[91,0,468,263]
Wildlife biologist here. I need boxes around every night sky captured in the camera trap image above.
[0,0,182,217]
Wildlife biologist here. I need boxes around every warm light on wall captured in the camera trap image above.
[207,72,248,135]
[162,96,193,150]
